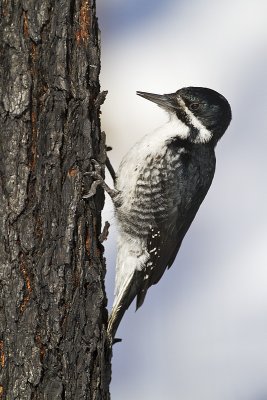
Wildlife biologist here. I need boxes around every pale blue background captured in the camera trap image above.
[97,1,267,398]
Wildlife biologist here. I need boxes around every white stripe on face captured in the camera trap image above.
[177,96,213,144]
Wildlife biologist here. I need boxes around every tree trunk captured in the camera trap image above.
[0,1,111,399]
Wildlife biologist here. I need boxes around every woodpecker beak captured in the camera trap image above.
[137,91,176,111]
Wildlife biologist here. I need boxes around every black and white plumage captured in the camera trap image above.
[107,86,232,338]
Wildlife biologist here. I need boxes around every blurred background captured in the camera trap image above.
[97,0,267,399]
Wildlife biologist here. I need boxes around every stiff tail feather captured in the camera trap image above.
[107,269,142,339]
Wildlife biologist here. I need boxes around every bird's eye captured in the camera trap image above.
[189,102,200,111]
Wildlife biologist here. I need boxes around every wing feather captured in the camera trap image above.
[109,143,216,338]
[136,146,215,308]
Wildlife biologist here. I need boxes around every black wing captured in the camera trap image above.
[136,146,216,308]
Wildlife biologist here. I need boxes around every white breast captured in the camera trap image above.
[113,115,189,306]
[116,114,190,198]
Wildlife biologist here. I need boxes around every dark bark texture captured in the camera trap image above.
[0,1,111,399]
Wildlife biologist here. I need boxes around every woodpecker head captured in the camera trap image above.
[137,86,232,145]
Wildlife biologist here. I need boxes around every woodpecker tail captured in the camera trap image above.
[107,270,138,339]
[108,234,150,339]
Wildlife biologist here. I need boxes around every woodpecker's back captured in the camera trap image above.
[108,86,232,339]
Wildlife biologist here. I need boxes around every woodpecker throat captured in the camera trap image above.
[107,86,232,339]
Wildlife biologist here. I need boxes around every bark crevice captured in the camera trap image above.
[0,1,111,399]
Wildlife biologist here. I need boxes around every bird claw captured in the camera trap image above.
[83,179,103,198]
[91,159,102,175]
[83,160,103,198]
[83,159,119,200]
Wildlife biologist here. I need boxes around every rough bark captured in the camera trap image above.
[0,1,111,399]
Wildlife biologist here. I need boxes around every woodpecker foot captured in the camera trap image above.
[83,160,119,200]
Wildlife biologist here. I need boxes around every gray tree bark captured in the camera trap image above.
[0,1,111,399]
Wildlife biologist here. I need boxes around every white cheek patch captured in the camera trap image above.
[165,114,190,140]
[177,96,213,144]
